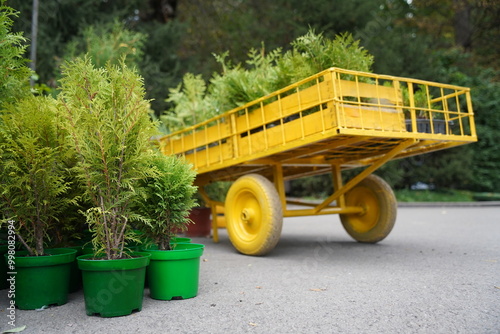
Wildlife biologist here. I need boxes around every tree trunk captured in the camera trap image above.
[453,0,473,50]
[35,220,44,256]
[30,0,39,87]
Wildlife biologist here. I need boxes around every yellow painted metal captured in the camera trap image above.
[224,174,282,255]
[160,67,476,175]
[313,139,415,214]
[272,164,287,211]
[345,186,381,233]
[159,67,477,238]
[339,174,397,243]
[332,164,345,208]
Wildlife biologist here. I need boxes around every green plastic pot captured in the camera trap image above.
[144,243,204,300]
[139,239,191,289]
[171,237,192,244]
[5,248,77,310]
[143,237,193,251]
[65,245,83,293]
[81,244,95,255]
[77,252,150,317]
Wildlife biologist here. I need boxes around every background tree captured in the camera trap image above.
[5,0,499,193]
[404,0,500,69]
[0,0,31,108]
[7,0,183,111]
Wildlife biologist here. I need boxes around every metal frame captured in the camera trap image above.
[159,67,477,244]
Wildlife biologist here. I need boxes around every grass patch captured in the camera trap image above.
[395,189,474,202]
[294,189,496,203]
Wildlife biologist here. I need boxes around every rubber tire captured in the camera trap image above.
[339,174,397,243]
[225,174,283,256]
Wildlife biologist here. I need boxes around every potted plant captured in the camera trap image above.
[183,196,212,238]
[188,181,232,234]
[162,30,374,131]
[0,4,77,303]
[136,152,204,300]
[57,57,156,317]
[0,95,78,309]
[402,84,450,134]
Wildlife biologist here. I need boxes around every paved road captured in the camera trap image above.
[1,205,499,333]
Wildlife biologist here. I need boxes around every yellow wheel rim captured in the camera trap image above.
[225,174,282,255]
[344,185,380,234]
[340,175,397,243]
[229,188,264,243]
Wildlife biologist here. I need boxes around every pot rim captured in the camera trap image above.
[5,248,77,267]
[77,251,151,271]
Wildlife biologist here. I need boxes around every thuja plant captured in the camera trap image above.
[162,30,374,132]
[0,95,77,256]
[136,152,197,250]
[0,1,31,109]
[164,73,216,133]
[64,20,146,69]
[57,57,157,260]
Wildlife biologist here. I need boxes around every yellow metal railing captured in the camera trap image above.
[160,68,476,175]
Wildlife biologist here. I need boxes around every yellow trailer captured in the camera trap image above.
[159,67,477,256]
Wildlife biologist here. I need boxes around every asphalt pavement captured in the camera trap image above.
[1,204,499,334]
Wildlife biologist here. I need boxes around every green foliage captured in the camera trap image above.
[8,0,146,87]
[405,0,500,70]
[399,84,439,118]
[0,95,76,256]
[392,146,475,191]
[395,189,473,202]
[386,50,500,193]
[164,73,216,133]
[204,181,232,203]
[287,175,332,199]
[176,0,381,77]
[64,20,146,69]
[136,153,197,250]
[175,1,289,78]
[280,31,374,82]
[6,0,497,198]
[8,0,184,115]
[359,21,438,80]
[137,20,186,115]
[163,30,374,132]
[57,57,158,260]
[207,48,284,114]
[449,67,500,192]
[0,1,31,108]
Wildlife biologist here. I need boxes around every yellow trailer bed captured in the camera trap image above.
[159,67,477,255]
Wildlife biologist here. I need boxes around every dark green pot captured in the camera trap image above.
[77,252,150,317]
[0,243,8,290]
[65,245,83,293]
[81,245,94,255]
[5,248,77,310]
[171,237,192,244]
[143,243,204,300]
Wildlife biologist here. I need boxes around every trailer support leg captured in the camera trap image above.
[332,164,345,208]
[272,163,287,211]
[314,139,416,213]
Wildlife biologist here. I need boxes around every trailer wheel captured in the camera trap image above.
[340,174,397,243]
[225,174,283,256]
